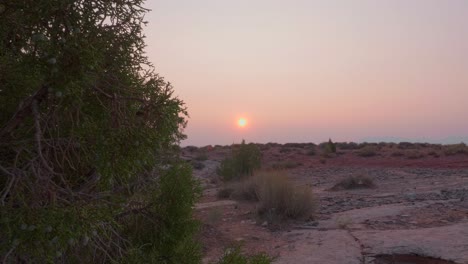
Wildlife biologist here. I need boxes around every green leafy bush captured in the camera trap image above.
[217,140,261,181]
[0,1,200,262]
[122,164,201,263]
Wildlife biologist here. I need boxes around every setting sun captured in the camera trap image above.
[237,118,247,128]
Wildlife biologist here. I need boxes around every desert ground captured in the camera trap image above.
[183,142,468,264]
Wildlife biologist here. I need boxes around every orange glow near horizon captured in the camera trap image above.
[237,118,247,128]
[144,1,468,146]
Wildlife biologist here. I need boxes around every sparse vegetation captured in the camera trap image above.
[192,160,206,170]
[336,142,360,150]
[217,186,235,199]
[217,140,262,181]
[443,143,468,156]
[229,171,316,220]
[217,246,272,264]
[330,175,375,191]
[195,151,209,161]
[357,146,378,157]
[391,151,405,157]
[398,142,417,149]
[405,150,425,159]
[271,160,302,170]
[305,148,316,156]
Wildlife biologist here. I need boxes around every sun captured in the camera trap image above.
[237,118,247,128]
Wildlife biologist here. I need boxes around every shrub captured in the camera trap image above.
[279,147,293,153]
[217,246,272,264]
[194,151,208,161]
[121,164,202,263]
[227,171,316,220]
[391,151,405,157]
[330,175,375,191]
[336,142,360,150]
[191,161,206,170]
[443,143,468,156]
[398,142,417,149]
[322,138,336,154]
[256,171,316,220]
[229,179,259,201]
[305,148,316,156]
[405,151,424,159]
[271,160,302,170]
[217,186,235,199]
[357,146,378,157]
[0,1,198,262]
[217,140,261,181]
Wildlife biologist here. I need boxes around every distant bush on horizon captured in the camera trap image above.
[443,143,468,156]
[357,146,378,157]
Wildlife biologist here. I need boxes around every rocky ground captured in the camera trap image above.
[184,143,468,264]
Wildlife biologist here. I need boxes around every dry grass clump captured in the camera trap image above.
[255,171,316,219]
[443,143,468,156]
[222,171,316,220]
[271,160,302,170]
[330,175,375,191]
[357,146,378,157]
[405,150,425,159]
[391,151,405,157]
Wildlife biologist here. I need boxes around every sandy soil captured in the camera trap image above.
[184,143,468,264]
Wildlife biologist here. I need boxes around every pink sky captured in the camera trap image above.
[143,0,468,146]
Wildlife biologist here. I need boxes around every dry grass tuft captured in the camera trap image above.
[226,171,317,220]
[330,175,375,191]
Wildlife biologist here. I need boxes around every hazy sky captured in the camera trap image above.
[144,0,468,146]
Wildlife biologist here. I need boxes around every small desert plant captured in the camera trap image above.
[217,246,272,264]
[229,179,260,201]
[443,143,468,156]
[192,161,206,170]
[391,151,405,157]
[336,217,353,229]
[271,160,302,170]
[217,140,262,181]
[228,171,316,220]
[405,150,424,159]
[336,142,360,150]
[186,146,199,152]
[398,142,417,149]
[427,150,440,158]
[357,146,378,157]
[217,186,235,199]
[279,147,293,153]
[195,151,209,161]
[305,148,316,156]
[254,171,316,220]
[318,139,337,158]
[330,175,375,191]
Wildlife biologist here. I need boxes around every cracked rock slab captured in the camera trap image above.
[275,230,363,264]
[354,223,468,264]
